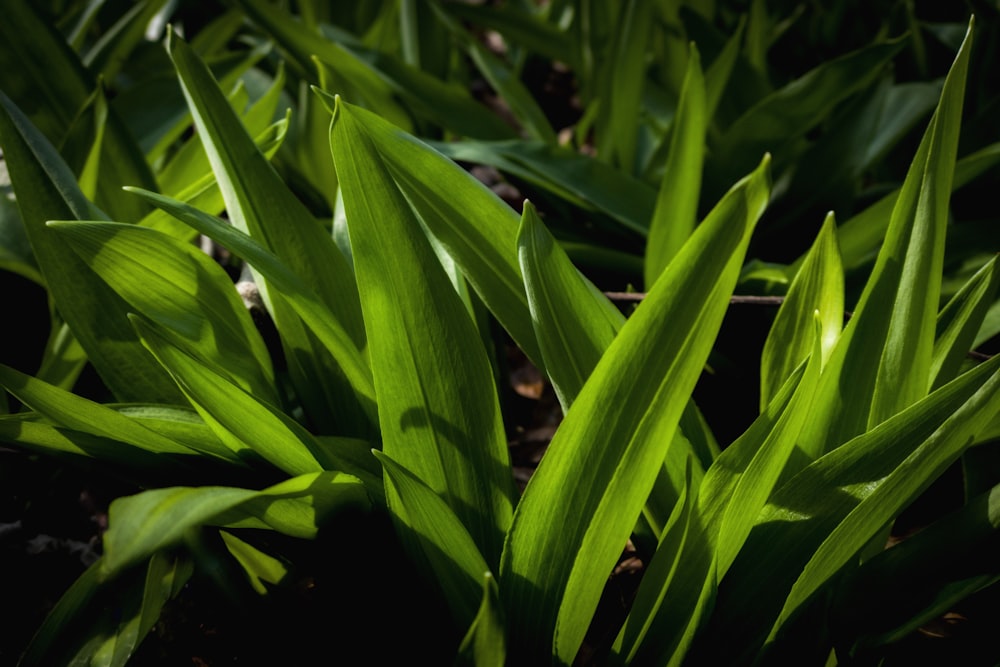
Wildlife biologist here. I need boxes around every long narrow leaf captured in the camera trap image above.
[102,471,369,577]
[123,186,377,425]
[332,97,515,566]
[49,220,278,404]
[167,31,369,435]
[312,92,544,366]
[375,451,492,627]
[759,213,843,408]
[644,43,707,288]
[500,155,770,663]
[0,91,181,402]
[797,22,973,458]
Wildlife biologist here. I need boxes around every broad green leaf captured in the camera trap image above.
[760,213,843,409]
[797,22,973,458]
[332,98,514,565]
[131,315,325,477]
[500,155,770,664]
[312,93,543,366]
[644,44,707,288]
[516,201,623,409]
[432,139,657,236]
[701,352,1000,664]
[114,404,250,466]
[167,30,370,435]
[102,471,369,577]
[375,451,492,627]
[770,367,1000,649]
[49,220,278,404]
[18,552,192,667]
[123,187,377,425]
[0,91,182,403]
[456,572,507,667]
[0,417,220,483]
[931,256,1000,389]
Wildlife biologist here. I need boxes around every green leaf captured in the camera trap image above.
[375,451,493,627]
[831,482,1000,657]
[616,357,807,665]
[233,0,515,139]
[798,22,973,458]
[19,552,192,667]
[0,363,226,462]
[438,1,576,67]
[219,531,289,595]
[167,30,369,435]
[102,471,369,578]
[48,220,278,405]
[645,43,707,288]
[131,315,325,477]
[432,139,657,237]
[836,141,1000,274]
[500,155,770,664]
[760,213,844,409]
[593,0,654,173]
[932,256,1000,390]
[0,91,182,403]
[702,353,1000,664]
[455,572,507,667]
[123,187,377,426]
[313,93,544,367]
[516,201,623,409]
[332,97,514,566]
[707,37,907,193]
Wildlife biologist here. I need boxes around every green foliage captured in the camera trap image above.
[1,1,998,665]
